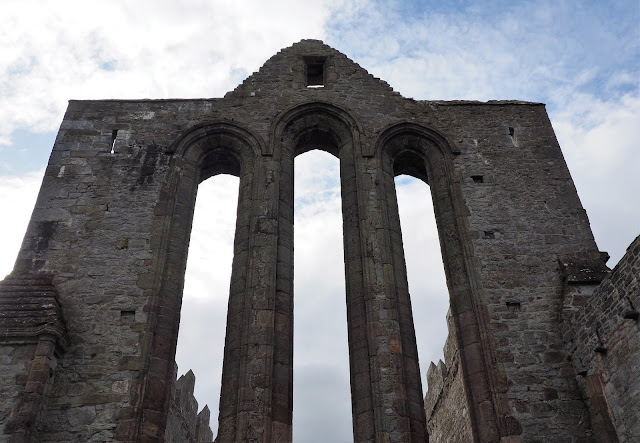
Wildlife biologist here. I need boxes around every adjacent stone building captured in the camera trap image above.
[0,40,638,442]
[164,369,213,443]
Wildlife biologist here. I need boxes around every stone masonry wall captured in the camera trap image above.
[453,102,598,440]
[164,368,213,443]
[424,310,473,442]
[0,344,38,432]
[562,235,640,442]
[0,274,67,441]
[0,40,622,441]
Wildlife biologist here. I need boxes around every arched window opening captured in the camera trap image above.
[292,149,351,442]
[393,174,449,376]
[382,129,478,438]
[174,173,240,438]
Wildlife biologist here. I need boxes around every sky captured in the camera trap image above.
[0,1,638,441]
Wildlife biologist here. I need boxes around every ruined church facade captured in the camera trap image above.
[0,40,638,442]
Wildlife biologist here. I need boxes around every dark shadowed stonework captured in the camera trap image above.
[165,368,213,442]
[0,40,638,442]
[424,310,473,442]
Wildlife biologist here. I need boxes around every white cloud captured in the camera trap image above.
[0,171,43,278]
[327,0,638,104]
[324,0,639,268]
[0,0,348,145]
[552,91,640,265]
[1,1,638,441]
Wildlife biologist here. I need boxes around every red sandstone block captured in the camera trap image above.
[144,375,167,410]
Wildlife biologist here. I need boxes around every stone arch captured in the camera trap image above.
[129,121,262,441]
[272,102,391,441]
[376,122,519,441]
[171,120,264,178]
[272,106,438,442]
[270,101,362,157]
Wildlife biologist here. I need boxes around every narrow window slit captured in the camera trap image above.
[471,175,484,183]
[508,126,518,147]
[111,130,118,154]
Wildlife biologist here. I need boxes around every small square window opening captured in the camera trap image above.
[305,57,326,87]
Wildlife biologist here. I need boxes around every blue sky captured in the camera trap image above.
[1,1,638,441]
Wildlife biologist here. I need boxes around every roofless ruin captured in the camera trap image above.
[1,40,638,442]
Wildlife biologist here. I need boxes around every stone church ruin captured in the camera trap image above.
[1,40,638,442]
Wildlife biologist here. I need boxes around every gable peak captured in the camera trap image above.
[225,39,397,99]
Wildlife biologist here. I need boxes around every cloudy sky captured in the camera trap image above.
[1,1,638,441]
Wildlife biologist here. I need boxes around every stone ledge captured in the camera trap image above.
[558,251,610,284]
[0,273,68,351]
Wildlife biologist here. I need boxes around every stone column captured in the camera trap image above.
[381,157,428,441]
[217,152,293,442]
[342,147,423,442]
